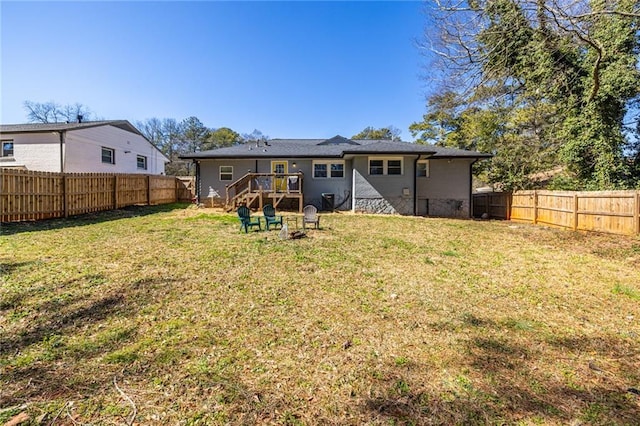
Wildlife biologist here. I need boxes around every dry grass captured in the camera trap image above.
[1,204,639,425]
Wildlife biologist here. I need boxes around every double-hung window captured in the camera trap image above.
[330,163,344,178]
[137,155,148,170]
[368,157,403,175]
[1,141,14,157]
[101,147,115,164]
[417,160,430,177]
[313,160,344,179]
[220,166,233,181]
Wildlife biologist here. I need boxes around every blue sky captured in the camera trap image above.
[1,1,430,140]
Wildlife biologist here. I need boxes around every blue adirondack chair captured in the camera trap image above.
[262,204,283,230]
[237,206,262,233]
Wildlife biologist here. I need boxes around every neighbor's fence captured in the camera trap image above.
[473,190,640,236]
[1,168,194,223]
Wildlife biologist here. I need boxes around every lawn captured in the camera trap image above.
[1,204,639,425]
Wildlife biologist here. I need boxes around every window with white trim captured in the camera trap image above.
[313,160,345,179]
[137,155,148,170]
[417,160,430,177]
[101,147,115,164]
[330,163,344,178]
[220,165,233,181]
[368,157,403,175]
[1,141,14,157]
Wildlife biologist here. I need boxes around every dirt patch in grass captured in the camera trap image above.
[1,207,639,424]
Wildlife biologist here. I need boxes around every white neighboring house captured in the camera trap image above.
[0,120,169,174]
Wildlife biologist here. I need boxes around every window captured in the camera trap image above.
[313,160,344,179]
[369,159,384,175]
[368,157,403,175]
[331,163,344,178]
[387,159,402,175]
[137,155,147,170]
[1,141,14,157]
[417,160,430,177]
[101,147,115,164]
[220,165,233,181]
[314,163,327,178]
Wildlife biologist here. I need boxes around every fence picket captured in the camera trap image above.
[0,169,194,223]
[473,190,640,236]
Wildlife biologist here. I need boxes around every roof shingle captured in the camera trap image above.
[180,136,491,159]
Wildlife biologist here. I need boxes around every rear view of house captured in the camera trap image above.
[181,136,491,218]
[0,120,168,175]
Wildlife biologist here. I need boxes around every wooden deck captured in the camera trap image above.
[225,173,304,212]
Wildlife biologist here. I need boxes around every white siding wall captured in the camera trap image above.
[0,132,62,172]
[66,126,167,174]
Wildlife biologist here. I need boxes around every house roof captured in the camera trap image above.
[0,120,145,137]
[0,120,168,160]
[180,136,491,160]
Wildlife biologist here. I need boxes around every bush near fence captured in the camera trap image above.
[1,168,194,223]
[473,190,640,236]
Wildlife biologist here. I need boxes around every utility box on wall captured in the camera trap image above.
[321,193,335,211]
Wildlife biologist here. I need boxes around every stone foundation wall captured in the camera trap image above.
[354,197,413,215]
[354,197,470,217]
[427,198,469,218]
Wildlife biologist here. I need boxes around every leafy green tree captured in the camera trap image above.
[414,0,640,190]
[203,127,242,150]
[180,116,210,153]
[352,126,401,140]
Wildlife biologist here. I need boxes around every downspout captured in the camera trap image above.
[413,155,420,216]
[195,160,201,203]
[469,159,478,218]
[351,167,356,212]
[58,131,66,172]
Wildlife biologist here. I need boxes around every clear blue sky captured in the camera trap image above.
[1,1,431,140]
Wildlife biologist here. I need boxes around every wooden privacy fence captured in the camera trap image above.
[473,190,640,236]
[1,168,194,223]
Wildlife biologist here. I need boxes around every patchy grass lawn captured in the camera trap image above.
[1,204,639,425]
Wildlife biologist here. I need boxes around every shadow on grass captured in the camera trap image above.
[361,315,640,425]
[0,276,181,407]
[0,260,39,275]
[0,203,191,236]
[0,294,125,356]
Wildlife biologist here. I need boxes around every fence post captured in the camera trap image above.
[573,192,579,231]
[533,190,538,224]
[506,192,512,220]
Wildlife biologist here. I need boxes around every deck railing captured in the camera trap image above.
[225,172,303,209]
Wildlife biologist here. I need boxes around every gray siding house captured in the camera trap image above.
[181,136,490,217]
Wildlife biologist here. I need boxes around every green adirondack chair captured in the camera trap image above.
[262,204,283,230]
[237,206,262,233]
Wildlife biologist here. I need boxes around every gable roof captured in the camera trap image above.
[180,135,491,160]
[0,120,167,159]
[0,120,145,137]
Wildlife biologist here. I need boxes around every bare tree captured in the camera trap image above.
[23,100,93,123]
